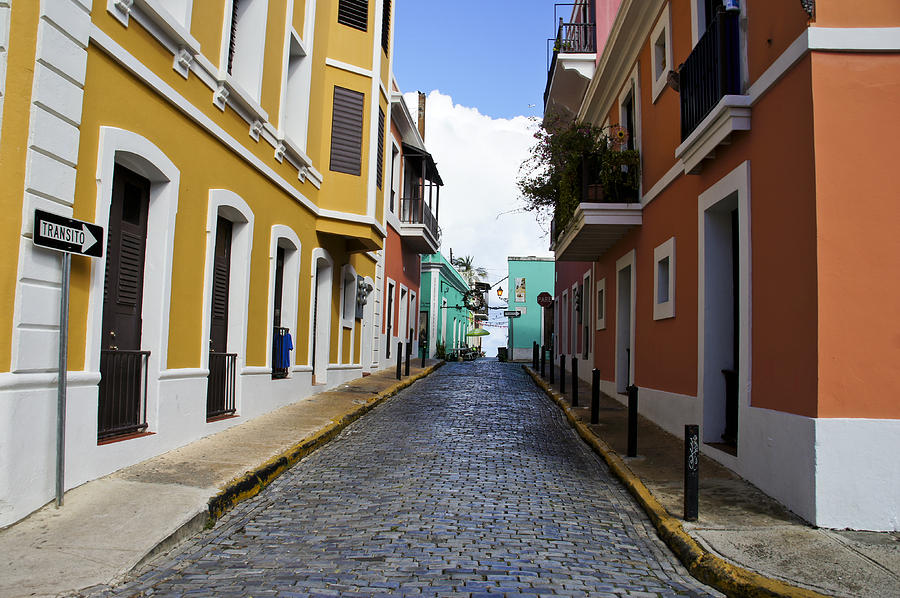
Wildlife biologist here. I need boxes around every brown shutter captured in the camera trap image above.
[381,0,391,54]
[337,0,368,31]
[376,107,385,189]
[329,86,365,176]
[210,217,233,353]
[227,0,240,74]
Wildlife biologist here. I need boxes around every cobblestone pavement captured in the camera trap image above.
[96,360,720,597]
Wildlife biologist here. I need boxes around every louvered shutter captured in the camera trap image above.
[381,0,391,54]
[330,86,365,176]
[376,107,385,189]
[337,0,368,31]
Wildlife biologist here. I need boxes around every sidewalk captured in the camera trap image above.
[524,365,900,598]
[0,360,443,598]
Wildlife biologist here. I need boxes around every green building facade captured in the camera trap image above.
[421,253,471,358]
[507,257,555,361]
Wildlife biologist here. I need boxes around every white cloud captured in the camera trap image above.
[404,91,552,355]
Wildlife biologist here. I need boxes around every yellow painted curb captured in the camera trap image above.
[208,361,445,522]
[523,365,830,598]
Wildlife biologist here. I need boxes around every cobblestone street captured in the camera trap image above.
[102,361,719,597]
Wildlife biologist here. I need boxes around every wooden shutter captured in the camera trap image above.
[329,86,365,176]
[338,0,368,31]
[210,217,233,353]
[376,107,385,189]
[227,0,240,74]
[381,0,391,54]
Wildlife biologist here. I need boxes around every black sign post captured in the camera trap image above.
[32,210,104,509]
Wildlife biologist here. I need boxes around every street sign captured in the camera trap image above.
[503,310,522,318]
[537,291,553,307]
[33,210,104,258]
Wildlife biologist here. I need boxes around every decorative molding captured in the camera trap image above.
[674,95,751,174]
[173,47,192,78]
[212,84,228,110]
[250,119,263,141]
[325,57,373,79]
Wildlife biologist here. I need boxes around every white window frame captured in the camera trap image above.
[267,226,302,373]
[582,271,591,358]
[618,65,642,154]
[653,237,676,320]
[650,3,673,103]
[596,277,606,331]
[221,0,268,102]
[340,264,358,329]
[279,29,312,154]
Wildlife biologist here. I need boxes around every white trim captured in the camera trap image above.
[309,248,334,383]
[808,27,900,52]
[649,3,672,104]
[697,160,751,446]
[581,270,592,359]
[366,0,387,220]
[88,26,382,234]
[617,65,642,153]
[266,225,302,374]
[653,236,675,320]
[340,263,358,330]
[674,95,752,174]
[325,58,373,79]
[615,249,636,392]
[595,277,606,331]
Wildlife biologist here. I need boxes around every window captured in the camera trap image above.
[282,33,311,149]
[389,144,400,213]
[158,0,192,28]
[376,107,385,189]
[226,0,268,101]
[330,86,365,175]
[650,4,673,103]
[618,67,641,153]
[342,266,358,327]
[653,237,676,320]
[381,0,391,54]
[596,277,606,330]
[338,0,368,31]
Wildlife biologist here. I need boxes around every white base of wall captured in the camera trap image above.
[0,363,364,528]
[592,378,899,531]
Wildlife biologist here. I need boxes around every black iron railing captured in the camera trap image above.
[98,349,150,440]
[545,19,597,106]
[272,327,290,380]
[680,9,741,140]
[207,352,237,419]
[399,197,438,240]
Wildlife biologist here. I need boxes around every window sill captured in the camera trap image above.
[675,95,751,174]
[98,430,154,446]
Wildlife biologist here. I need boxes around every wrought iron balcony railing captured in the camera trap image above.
[679,9,741,141]
[399,197,439,241]
[272,327,291,380]
[207,351,237,420]
[545,19,597,106]
[98,349,150,440]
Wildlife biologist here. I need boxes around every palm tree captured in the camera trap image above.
[451,255,487,287]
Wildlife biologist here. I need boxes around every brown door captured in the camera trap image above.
[210,217,232,353]
[102,165,150,351]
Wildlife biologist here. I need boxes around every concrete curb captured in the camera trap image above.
[523,365,830,598]
[208,361,445,522]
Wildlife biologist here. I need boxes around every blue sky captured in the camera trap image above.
[394,1,553,120]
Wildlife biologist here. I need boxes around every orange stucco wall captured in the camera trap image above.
[812,51,900,419]
[382,224,421,339]
[813,0,900,28]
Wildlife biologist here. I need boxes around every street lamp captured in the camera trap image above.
[497,287,503,298]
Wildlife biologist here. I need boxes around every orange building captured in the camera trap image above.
[544,0,900,530]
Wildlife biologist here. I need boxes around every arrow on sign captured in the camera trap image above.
[81,224,98,254]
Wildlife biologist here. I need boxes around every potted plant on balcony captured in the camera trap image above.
[518,113,640,243]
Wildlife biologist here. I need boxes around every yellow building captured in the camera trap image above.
[0,0,394,526]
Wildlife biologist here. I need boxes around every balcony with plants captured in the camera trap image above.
[398,144,443,254]
[544,8,598,117]
[519,116,642,262]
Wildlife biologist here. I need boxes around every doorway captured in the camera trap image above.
[312,254,333,384]
[616,252,635,393]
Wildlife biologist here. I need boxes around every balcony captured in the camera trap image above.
[553,158,642,262]
[398,143,442,254]
[675,8,750,173]
[98,349,150,440]
[544,18,597,117]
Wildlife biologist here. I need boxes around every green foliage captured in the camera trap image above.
[517,113,641,241]
[435,341,446,360]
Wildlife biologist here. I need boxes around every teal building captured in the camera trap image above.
[421,253,471,358]
[507,257,555,361]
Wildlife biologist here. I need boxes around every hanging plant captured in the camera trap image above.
[517,113,640,241]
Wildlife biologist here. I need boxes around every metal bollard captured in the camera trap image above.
[627,385,638,457]
[591,369,600,424]
[559,355,566,394]
[540,345,546,377]
[684,424,700,521]
[533,342,539,369]
[396,342,402,380]
[421,344,426,368]
[549,346,554,384]
[405,342,411,376]
[571,356,579,407]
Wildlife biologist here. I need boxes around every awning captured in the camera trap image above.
[402,143,443,186]
[466,328,490,337]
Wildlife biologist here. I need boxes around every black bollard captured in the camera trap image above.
[549,346,555,384]
[421,344,426,368]
[627,385,638,457]
[533,342,539,369]
[540,345,546,377]
[396,342,402,380]
[591,369,600,424]
[559,355,566,394]
[684,424,700,521]
[405,342,411,376]
[571,356,579,407]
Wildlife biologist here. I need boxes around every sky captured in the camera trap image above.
[394,2,556,355]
